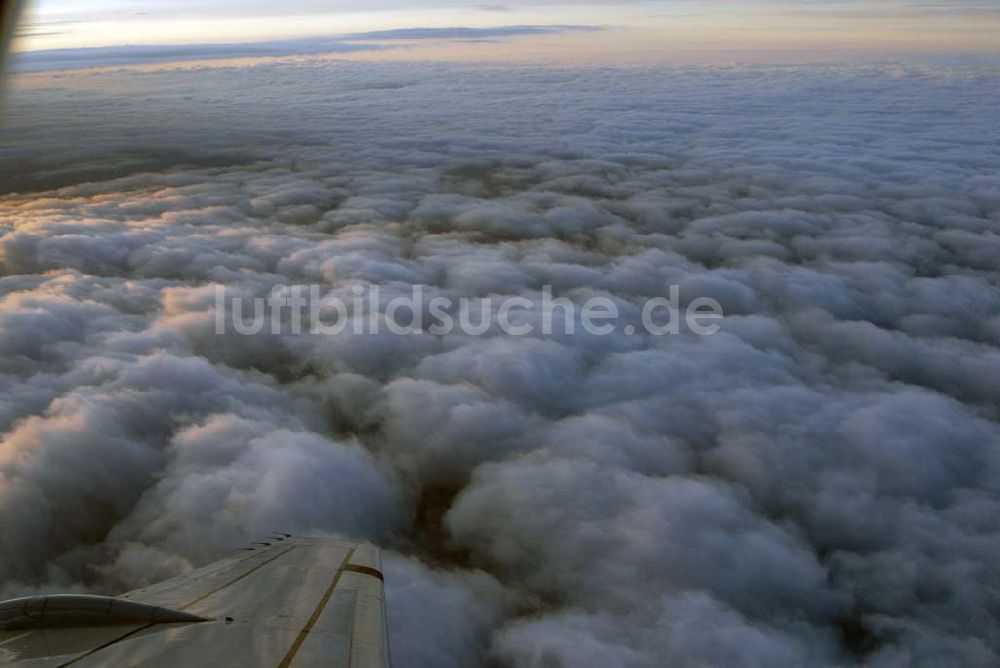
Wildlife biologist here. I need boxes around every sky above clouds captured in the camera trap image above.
[16,0,1000,64]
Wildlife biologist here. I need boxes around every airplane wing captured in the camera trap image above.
[0,535,390,667]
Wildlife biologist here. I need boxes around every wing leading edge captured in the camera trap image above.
[0,535,390,667]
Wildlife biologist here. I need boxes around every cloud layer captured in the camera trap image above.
[11,25,603,73]
[1,60,999,666]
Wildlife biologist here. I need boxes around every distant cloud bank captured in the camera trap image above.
[11,24,603,73]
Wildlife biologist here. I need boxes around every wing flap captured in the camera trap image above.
[0,536,389,667]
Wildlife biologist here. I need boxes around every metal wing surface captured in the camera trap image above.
[0,535,389,667]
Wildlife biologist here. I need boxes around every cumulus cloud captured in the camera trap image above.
[0,58,998,666]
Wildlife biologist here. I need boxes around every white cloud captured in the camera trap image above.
[1,59,999,665]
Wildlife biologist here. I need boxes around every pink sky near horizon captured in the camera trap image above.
[14,1,1000,66]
